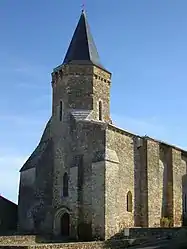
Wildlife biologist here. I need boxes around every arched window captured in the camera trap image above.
[127,191,132,212]
[99,101,102,121]
[63,172,68,197]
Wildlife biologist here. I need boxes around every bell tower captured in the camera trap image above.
[51,11,112,123]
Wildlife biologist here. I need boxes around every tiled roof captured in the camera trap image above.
[63,11,105,70]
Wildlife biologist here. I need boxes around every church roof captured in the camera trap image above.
[63,10,105,69]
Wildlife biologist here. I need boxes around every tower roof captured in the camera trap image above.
[63,10,104,69]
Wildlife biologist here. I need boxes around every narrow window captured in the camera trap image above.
[77,155,84,191]
[63,172,68,197]
[77,155,84,204]
[127,191,132,212]
[59,101,63,121]
[99,101,102,121]
[185,194,187,213]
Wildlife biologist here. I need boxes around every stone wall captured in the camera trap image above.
[52,116,107,239]
[0,235,128,248]
[52,64,93,113]
[104,149,120,240]
[18,119,54,235]
[75,121,106,239]
[0,236,36,246]
[182,155,187,224]
[18,168,36,232]
[51,64,112,123]
[136,138,148,227]
[146,139,162,227]
[144,137,187,227]
[0,197,17,234]
[34,140,54,234]
[172,149,186,226]
[105,126,135,237]
[91,161,105,239]
[133,137,141,227]
[92,66,111,122]
[0,242,106,249]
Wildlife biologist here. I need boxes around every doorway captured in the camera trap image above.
[60,212,70,236]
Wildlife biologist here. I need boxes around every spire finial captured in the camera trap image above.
[81,0,85,13]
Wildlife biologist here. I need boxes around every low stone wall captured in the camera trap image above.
[0,228,185,248]
[0,235,36,245]
[0,240,129,249]
[0,242,104,249]
[0,235,131,249]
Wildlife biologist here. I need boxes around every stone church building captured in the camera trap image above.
[18,10,187,240]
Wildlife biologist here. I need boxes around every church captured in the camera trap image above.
[18,10,187,240]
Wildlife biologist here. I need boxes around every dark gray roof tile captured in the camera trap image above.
[63,11,105,70]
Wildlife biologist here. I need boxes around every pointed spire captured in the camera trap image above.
[63,11,104,69]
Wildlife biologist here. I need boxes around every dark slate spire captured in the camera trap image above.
[63,11,104,69]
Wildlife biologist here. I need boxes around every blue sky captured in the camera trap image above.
[1,0,187,203]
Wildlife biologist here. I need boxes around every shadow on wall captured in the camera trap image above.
[133,137,148,227]
[34,223,93,243]
[103,229,160,249]
[77,223,92,241]
[103,227,187,249]
[182,174,187,226]
[104,229,132,249]
[0,196,18,235]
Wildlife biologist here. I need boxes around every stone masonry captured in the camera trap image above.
[17,10,187,241]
